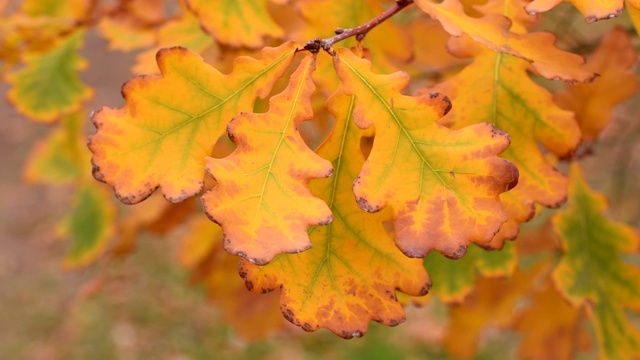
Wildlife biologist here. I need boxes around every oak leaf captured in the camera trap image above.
[132,10,217,74]
[57,183,116,268]
[334,48,518,258]
[185,0,283,48]
[294,0,413,94]
[551,162,640,359]
[23,112,89,184]
[427,34,580,247]
[443,266,542,358]
[554,27,638,142]
[240,89,431,338]
[414,0,596,82]
[203,54,333,265]
[628,0,640,35]
[6,30,93,122]
[513,284,591,360]
[88,42,297,204]
[181,216,286,340]
[20,0,93,21]
[424,242,516,303]
[525,0,623,23]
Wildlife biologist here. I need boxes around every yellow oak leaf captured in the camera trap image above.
[555,27,638,142]
[551,162,640,359]
[181,216,286,340]
[414,0,596,82]
[20,0,93,21]
[294,0,412,93]
[57,183,116,269]
[23,112,90,185]
[202,54,333,265]
[628,0,640,35]
[525,0,623,23]
[88,41,298,204]
[240,89,431,338]
[334,48,518,258]
[427,34,580,247]
[6,30,93,122]
[97,16,156,52]
[185,0,284,48]
[132,10,217,74]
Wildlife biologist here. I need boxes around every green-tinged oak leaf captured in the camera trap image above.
[525,0,623,23]
[414,0,596,82]
[334,48,519,258]
[202,54,333,265]
[427,32,580,247]
[181,216,286,340]
[240,89,431,338]
[424,242,516,303]
[23,112,90,184]
[185,0,283,48]
[57,183,116,268]
[6,30,93,122]
[88,42,298,204]
[555,27,638,142]
[551,162,640,359]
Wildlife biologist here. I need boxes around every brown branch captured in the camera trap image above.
[303,0,414,55]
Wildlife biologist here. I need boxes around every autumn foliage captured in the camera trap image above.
[4,0,640,358]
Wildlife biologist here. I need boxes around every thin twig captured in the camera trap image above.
[303,0,414,55]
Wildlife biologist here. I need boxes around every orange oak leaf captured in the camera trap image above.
[425,0,581,243]
[513,284,591,360]
[202,54,333,265]
[555,27,638,142]
[114,195,196,256]
[551,162,640,359]
[414,0,597,83]
[334,48,518,258]
[443,266,542,358]
[185,0,284,48]
[181,216,286,340]
[88,42,298,204]
[525,0,623,23]
[240,89,431,338]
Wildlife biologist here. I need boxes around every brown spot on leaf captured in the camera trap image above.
[444,245,468,259]
[419,282,432,296]
[356,196,380,213]
[245,280,254,291]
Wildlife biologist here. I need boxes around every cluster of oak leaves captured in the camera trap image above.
[3,0,640,358]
